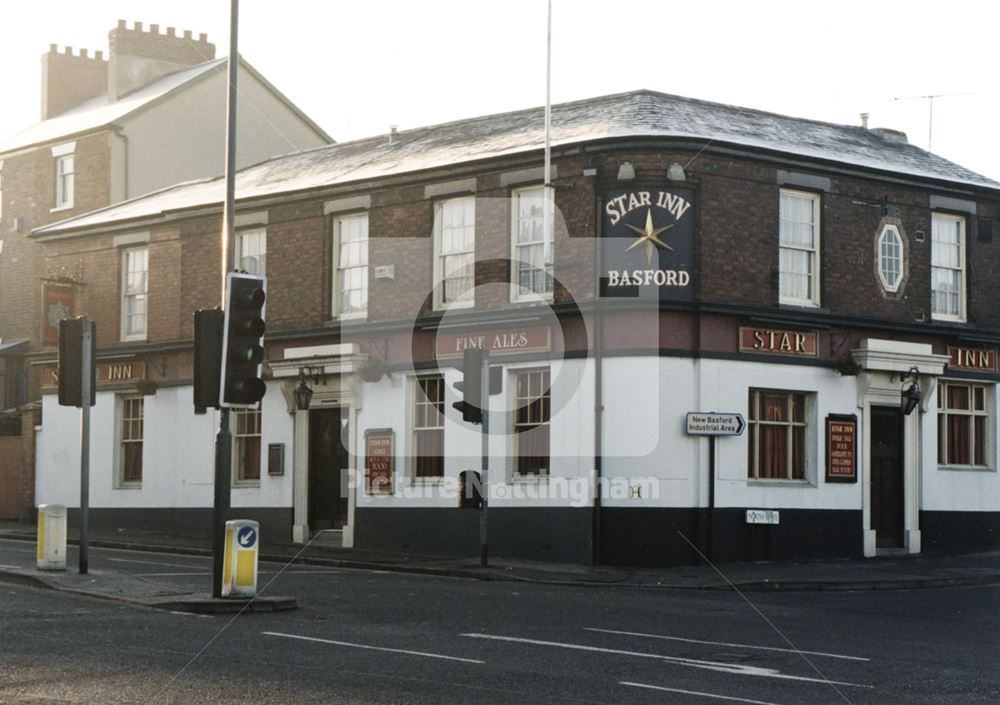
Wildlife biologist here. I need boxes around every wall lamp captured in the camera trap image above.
[899,366,921,416]
[294,366,326,411]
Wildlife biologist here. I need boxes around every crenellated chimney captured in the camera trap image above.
[108,19,215,100]
[40,44,108,119]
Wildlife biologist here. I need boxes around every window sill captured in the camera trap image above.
[50,204,74,213]
[512,473,549,483]
[938,464,994,472]
[930,315,968,325]
[747,478,811,486]
[433,301,475,312]
[511,292,554,305]
[412,476,445,485]
[114,483,142,490]
[778,299,821,310]
[233,481,261,488]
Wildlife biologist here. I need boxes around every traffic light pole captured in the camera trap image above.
[479,350,489,568]
[78,320,92,575]
[213,0,239,599]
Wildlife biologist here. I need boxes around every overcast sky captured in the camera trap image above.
[1,0,997,181]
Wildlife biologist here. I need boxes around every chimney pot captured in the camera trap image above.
[95,50,103,60]
[80,48,88,58]
[167,27,176,37]
[860,112,870,129]
[49,43,57,53]
[117,19,126,29]
[150,23,159,34]
[133,21,143,31]
[184,30,192,39]
[63,46,73,55]
[198,32,207,42]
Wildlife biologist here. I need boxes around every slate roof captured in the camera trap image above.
[34,89,1000,236]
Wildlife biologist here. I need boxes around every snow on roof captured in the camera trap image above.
[34,89,1000,236]
[0,59,226,155]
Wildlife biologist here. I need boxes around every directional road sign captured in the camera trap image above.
[686,412,746,436]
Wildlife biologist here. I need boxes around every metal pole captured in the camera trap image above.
[213,0,239,599]
[78,319,92,575]
[707,436,716,561]
[480,351,490,568]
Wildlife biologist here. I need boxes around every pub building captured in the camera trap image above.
[30,90,1000,566]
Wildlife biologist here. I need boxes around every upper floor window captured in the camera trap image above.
[433,196,475,309]
[779,189,820,306]
[118,396,144,487]
[121,247,148,341]
[237,228,266,275]
[938,382,990,467]
[511,186,554,300]
[233,408,262,483]
[513,368,551,477]
[748,388,808,481]
[333,213,369,318]
[413,376,444,479]
[931,213,966,321]
[52,142,76,210]
[878,224,904,292]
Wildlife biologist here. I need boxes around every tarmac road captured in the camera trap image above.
[1,539,999,704]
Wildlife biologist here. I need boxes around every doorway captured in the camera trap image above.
[308,408,350,531]
[870,406,904,548]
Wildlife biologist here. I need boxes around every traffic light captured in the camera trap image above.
[452,347,484,424]
[220,272,267,407]
[58,317,96,408]
[193,308,224,412]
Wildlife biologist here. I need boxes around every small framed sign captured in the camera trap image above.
[267,443,285,476]
[365,428,394,495]
[826,414,857,483]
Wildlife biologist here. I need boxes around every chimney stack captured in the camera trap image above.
[108,19,215,100]
[40,44,108,119]
[860,112,870,129]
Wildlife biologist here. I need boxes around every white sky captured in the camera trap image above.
[1,0,997,181]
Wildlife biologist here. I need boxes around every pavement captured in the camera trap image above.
[3,519,1000,614]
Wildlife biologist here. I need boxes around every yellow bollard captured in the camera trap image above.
[36,504,67,571]
[222,519,259,598]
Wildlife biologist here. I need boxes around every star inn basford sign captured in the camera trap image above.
[42,361,146,388]
[601,188,695,300]
[739,327,818,357]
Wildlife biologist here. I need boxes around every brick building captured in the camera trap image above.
[0,20,331,519]
[28,90,1000,565]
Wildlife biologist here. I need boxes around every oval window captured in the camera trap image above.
[878,225,904,292]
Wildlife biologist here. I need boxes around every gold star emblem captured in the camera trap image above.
[624,208,674,265]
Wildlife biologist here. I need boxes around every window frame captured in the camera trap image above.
[432,196,476,311]
[54,153,75,210]
[778,189,821,307]
[510,185,554,302]
[877,224,905,293]
[937,381,992,469]
[120,246,149,342]
[511,367,552,479]
[232,408,263,485]
[930,212,967,322]
[747,388,810,482]
[236,227,266,276]
[411,375,445,481]
[331,212,369,320]
[116,395,144,488]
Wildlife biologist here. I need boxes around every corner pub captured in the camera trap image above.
[31,90,1000,566]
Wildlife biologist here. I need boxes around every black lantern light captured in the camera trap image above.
[900,366,921,416]
[293,371,314,411]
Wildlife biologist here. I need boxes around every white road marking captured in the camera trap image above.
[587,627,870,662]
[460,634,871,688]
[622,681,785,705]
[106,557,209,570]
[137,569,341,577]
[264,631,485,664]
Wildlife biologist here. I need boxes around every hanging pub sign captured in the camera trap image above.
[42,283,75,346]
[365,428,394,495]
[600,187,695,300]
[826,414,857,483]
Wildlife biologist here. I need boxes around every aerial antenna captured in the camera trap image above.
[892,92,973,151]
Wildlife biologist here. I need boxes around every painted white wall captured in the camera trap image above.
[36,381,293,510]
[121,65,328,200]
[354,358,595,510]
[920,380,1000,512]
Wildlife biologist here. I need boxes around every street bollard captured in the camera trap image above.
[222,519,259,598]
[36,504,67,571]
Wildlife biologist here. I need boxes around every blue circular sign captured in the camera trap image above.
[236,526,257,548]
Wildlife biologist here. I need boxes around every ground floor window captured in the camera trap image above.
[513,368,551,477]
[234,408,262,482]
[938,382,990,467]
[119,396,144,486]
[413,376,444,479]
[748,389,806,480]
